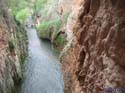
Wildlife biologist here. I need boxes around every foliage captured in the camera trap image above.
[15,8,29,24]
[34,0,48,13]
[37,17,62,39]
[7,0,69,49]
[55,35,66,45]
[7,0,31,26]
[7,0,30,15]
[35,0,68,48]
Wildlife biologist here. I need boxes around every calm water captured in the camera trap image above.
[21,27,64,93]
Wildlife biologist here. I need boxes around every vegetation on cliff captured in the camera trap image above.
[7,0,70,50]
[0,0,28,92]
[35,0,69,49]
[1,0,125,93]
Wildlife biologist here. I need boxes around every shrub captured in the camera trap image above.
[37,17,62,39]
[15,8,29,24]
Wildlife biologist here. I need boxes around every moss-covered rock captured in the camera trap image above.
[54,32,67,49]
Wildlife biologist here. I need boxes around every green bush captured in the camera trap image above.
[37,18,62,39]
[34,0,48,12]
[7,0,30,15]
[15,8,29,24]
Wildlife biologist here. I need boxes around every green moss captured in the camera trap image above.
[15,8,29,24]
[8,40,15,52]
[55,35,66,45]
[63,12,70,23]
[34,0,48,12]
[37,18,62,39]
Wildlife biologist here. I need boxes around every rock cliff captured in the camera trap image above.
[0,0,27,92]
[61,0,125,93]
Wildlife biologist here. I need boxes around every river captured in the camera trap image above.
[21,26,64,93]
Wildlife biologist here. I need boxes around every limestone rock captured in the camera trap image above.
[0,0,27,92]
[61,0,125,93]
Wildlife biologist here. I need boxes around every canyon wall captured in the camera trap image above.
[61,0,125,93]
[0,0,27,92]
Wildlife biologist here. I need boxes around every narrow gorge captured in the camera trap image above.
[0,0,125,93]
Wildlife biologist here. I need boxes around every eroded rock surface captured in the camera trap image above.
[61,0,125,93]
[0,0,27,92]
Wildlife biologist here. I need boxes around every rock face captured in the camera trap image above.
[0,0,27,92]
[61,0,125,93]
